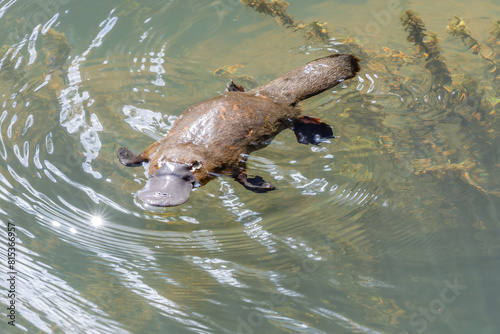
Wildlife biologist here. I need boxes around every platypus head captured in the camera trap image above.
[138,162,196,207]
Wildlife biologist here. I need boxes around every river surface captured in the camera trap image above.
[1,0,499,333]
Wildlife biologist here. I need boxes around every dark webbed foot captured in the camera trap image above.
[117,147,148,167]
[292,116,335,145]
[236,171,276,193]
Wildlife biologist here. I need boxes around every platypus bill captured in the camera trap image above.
[118,54,360,207]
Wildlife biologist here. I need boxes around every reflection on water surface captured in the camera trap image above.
[0,0,499,333]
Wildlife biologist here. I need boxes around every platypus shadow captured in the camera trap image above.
[118,54,360,207]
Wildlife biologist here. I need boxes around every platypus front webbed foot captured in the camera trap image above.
[226,80,245,92]
[236,172,276,193]
[292,116,336,145]
[117,147,148,167]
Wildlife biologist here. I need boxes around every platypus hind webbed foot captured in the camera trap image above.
[292,116,335,145]
[236,172,276,193]
[117,147,148,167]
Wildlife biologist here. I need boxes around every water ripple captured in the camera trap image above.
[0,1,497,333]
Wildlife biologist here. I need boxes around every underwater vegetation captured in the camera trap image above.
[233,4,500,267]
[240,3,499,198]
[240,0,330,42]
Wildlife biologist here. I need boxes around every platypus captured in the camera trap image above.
[118,54,360,206]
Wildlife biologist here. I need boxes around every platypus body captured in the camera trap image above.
[118,54,360,206]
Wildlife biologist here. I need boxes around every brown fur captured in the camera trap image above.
[253,54,360,106]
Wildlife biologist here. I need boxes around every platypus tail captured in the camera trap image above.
[252,54,360,107]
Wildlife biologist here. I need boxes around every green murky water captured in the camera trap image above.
[0,0,499,333]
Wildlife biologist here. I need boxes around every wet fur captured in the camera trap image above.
[118,54,360,203]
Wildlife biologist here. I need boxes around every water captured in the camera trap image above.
[1,0,499,333]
